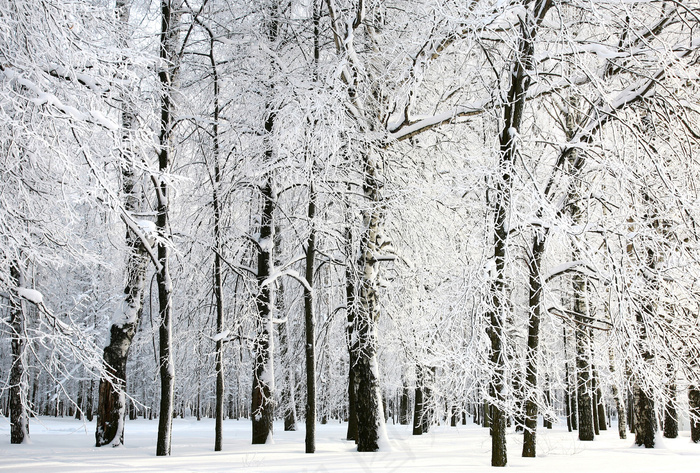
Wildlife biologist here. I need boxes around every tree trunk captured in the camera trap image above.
[591,369,600,435]
[304,182,317,454]
[278,314,297,432]
[345,219,358,442]
[633,384,655,448]
[354,148,388,452]
[574,273,595,441]
[689,386,700,443]
[522,233,546,457]
[663,372,678,439]
[609,348,626,439]
[10,263,29,444]
[154,0,181,456]
[95,0,150,448]
[489,0,553,465]
[399,383,410,425]
[251,179,276,445]
[412,366,424,436]
[209,27,225,452]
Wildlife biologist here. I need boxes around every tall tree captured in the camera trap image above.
[95,0,155,448]
[155,0,183,456]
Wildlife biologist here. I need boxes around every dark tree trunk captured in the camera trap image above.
[523,233,546,457]
[689,386,700,443]
[10,263,29,444]
[154,0,181,456]
[251,179,276,445]
[564,326,576,431]
[86,379,95,422]
[574,273,595,441]
[592,371,600,436]
[483,399,491,429]
[628,389,635,433]
[412,367,424,436]
[208,27,225,452]
[344,214,358,442]
[489,0,552,465]
[303,182,317,454]
[399,383,410,425]
[663,376,677,439]
[633,384,655,448]
[592,368,606,432]
[278,317,297,432]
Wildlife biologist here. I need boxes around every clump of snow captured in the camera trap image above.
[18,287,44,305]
[212,330,230,342]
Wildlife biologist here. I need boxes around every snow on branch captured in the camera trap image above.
[389,100,491,142]
[0,66,118,130]
[261,269,312,294]
[544,260,599,283]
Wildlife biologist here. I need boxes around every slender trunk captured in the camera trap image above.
[574,286,594,441]
[592,370,600,435]
[277,310,297,431]
[345,219,358,442]
[251,179,276,444]
[564,326,574,431]
[399,382,410,425]
[304,182,317,454]
[155,0,180,456]
[86,379,95,422]
[251,0,281,446]
[663,371,678,439]
[209,29,225,452]
[10,263,29,444]
[274,227,296,433]
[633,250,656,448]
[489,1,552,465]
[412,366,424,436]
[304,1,320,451]
[593,368,606,431]
[609,349,626,439]
[628,388,635,433]
[522,233,545,457]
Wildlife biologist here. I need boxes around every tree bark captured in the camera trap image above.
[207,26,225,452]
[354,149,388,452]
[412,366,424,436]
[304,182,317,454]
[154,0,181,456]
[609,349,627,439]
[663,371,678,439]
[345,217,358,442]
[251,178,276,445]
[689,386,700,443]
[633,384,655,448]
[399,382,410,425]
[95,0,150,448]
[574,280,595,441]
[522,233,545,457]
[10,263,29,444]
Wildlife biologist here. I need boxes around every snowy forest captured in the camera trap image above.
[2,0,700,469]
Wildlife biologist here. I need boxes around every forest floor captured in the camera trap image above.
[1,416,699,472]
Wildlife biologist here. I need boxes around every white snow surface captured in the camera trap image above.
[1,417,699,472]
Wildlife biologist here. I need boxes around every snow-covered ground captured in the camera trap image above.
[1,416,698,472]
